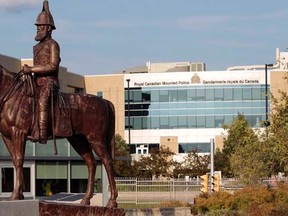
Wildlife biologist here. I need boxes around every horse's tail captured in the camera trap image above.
[106,99,116,162]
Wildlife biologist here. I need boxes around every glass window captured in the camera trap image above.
[187,116,196,128]
[215,88,224,101]
[224,88,233,101]
[243,88,252,100]
[233,88,242,100]
[179,144,187,153]
[133,117,142,129]
[142,91,151,102]
[160,117,169,129]
[187,89,196,101]
[252,87,261,100]
[215,116,224,127]
[151,90,160,102]
[142,117,149,129]
[1,167,14,192]
[35,139,68,157]
[97,91,103,98]
[178,90,187,101]
[25,141,34,156]
[133,90,142,102]
[159,90,169,102]
[196,89,205,101]
[196,116,205,128]
[23,167,31,192]
[169,116,178,128]
[206,116,215,128]
[205,89,214,100]
[178,116,187,128]
[151,117,160,129]
[0,137,10,157]
[1,167,31,193]
[169,90,178,102]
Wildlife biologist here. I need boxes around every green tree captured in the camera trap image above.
[223,114,269,184]
[173,150,210,178]
[214,148,231,177]
[131,146,175,178]
[263,91,288,175]
[113,134,132,177]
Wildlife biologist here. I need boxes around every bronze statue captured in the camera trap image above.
[23,0,60,144]
[0,0,118,208]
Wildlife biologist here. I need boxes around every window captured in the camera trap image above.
[205,89,214,100]
[136,145,148,155]
[97,91,103,98]
[1,167,14,192]
[1,167,31,193]
[159,90,169,102]
[243,88,252,100]
[178,90,187,101]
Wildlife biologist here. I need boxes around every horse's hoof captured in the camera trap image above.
[80,198,90,206]
[106,199,117,208]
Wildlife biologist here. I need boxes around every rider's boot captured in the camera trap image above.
[39,110,48,144]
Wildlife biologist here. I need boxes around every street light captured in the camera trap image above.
[264,64,273,127]
[126,79,131,153]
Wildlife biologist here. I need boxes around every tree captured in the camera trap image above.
[173,150,210,178]
[263,91,288,175]
[222,114,269,184]
[131,146,175,178]
[214,148,231,177]
[113,134,132,177]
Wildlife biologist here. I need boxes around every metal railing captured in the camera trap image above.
[115,177,288,205]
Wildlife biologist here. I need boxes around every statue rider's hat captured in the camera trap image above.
[35,0,56,30]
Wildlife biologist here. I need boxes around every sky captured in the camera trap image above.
[0,0,288,75]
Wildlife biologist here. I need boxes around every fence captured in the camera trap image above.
[115,177,288,205]
[116,177,200,204]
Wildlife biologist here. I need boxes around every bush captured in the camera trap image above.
[195,191,232,214]
[157,200,191,208]
[194,183,288,215]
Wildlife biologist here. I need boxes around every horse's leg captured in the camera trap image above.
[68,136,95,205]
[2,130,26,200]
[89,140,118,208]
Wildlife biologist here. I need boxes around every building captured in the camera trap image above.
[0,48,288,199]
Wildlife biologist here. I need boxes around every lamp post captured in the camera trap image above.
[126,79,131,152]
[264,64,273,127]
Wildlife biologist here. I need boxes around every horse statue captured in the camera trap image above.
[0,65,118,208]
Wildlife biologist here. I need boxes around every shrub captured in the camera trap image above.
[194,183,288,215]
[195,191,232,214]
[157,200,191,208]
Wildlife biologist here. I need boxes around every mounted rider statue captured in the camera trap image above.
[23,0,60,144]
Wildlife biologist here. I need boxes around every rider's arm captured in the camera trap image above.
[23,42,60,75]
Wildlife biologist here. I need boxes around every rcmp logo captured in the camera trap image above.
[191,73,200,84]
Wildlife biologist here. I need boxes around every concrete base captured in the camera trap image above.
[39,201,125,216]
[0,200,39,216]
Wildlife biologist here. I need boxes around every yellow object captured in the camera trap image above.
[212,173,220,192]
[200,174,209,193]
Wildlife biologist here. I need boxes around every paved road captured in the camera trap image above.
[118,191,201,204]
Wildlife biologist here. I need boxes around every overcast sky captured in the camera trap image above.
[0,0,287,75]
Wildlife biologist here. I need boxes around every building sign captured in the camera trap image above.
[125,71,267,88]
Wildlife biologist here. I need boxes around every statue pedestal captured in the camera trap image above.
[39,201,125,216]
[0,200,39,216]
